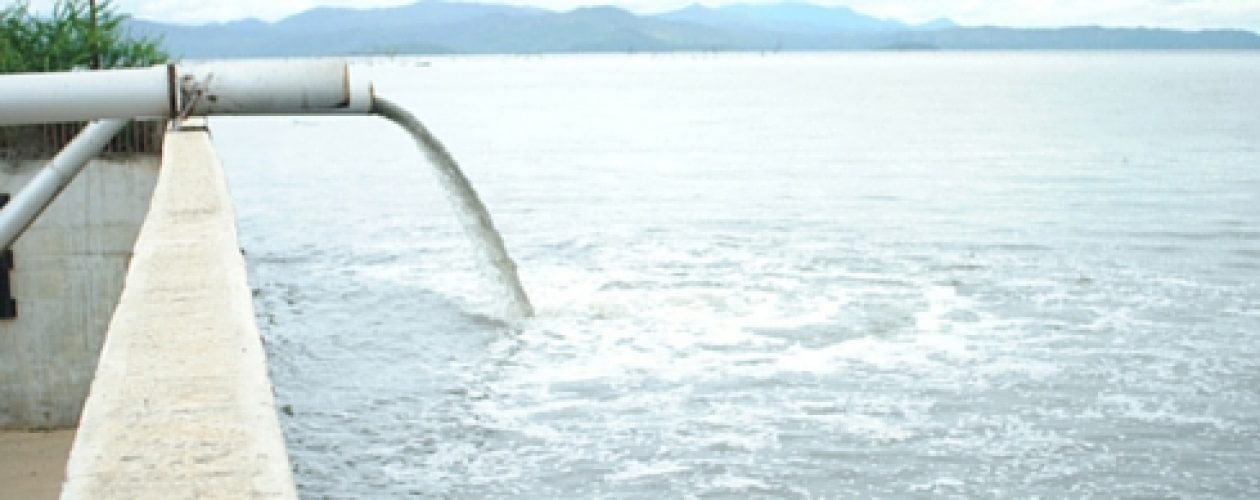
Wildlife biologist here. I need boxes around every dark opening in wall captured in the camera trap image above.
[0,193,16,319]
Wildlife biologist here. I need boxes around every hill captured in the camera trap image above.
[124,1,1260,58]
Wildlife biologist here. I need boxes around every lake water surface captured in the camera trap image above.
[213,53,1260,498]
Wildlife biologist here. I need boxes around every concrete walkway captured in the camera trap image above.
[60,123,296,499]
[0,430,74,500]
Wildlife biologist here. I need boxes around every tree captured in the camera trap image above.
[0,0,167,73]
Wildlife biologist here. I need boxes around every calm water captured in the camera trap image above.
[214,53,1260,498]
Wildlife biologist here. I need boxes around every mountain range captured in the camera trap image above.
[125,1,1260,58]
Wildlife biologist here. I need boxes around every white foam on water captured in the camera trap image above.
[909,477,967,493]
[706,473,775,492]
[771,330,975,374]
[606,461,690,482]
[1096,393,1239,431]
[914,284,958,332]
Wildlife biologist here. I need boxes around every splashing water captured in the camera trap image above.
[226,54,1260,498]
[373,97,534,318]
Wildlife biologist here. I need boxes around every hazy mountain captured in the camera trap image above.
[419,6,751,53]
[124,1,1260,58]
[912,26,1260,50]
[657,3,924,34]
[914,18,959,31]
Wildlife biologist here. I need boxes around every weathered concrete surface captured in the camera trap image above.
[62,124,296,499]
[0,155,159,429]
[0,430,74,499]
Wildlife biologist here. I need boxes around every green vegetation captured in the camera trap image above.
[0,0,166,73]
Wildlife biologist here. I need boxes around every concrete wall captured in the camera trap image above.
[62,123,297,498]
[0,155,160,429]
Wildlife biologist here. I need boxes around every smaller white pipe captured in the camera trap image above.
[0,67,172,126]
[0,119,129,249]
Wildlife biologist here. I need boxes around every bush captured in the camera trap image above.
[0,0,167,73]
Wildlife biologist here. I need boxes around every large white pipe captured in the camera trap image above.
[0,67,172,125]
[0,119,129,249]
[0,61,374,126]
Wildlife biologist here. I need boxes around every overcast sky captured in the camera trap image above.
[18,0,1260,32]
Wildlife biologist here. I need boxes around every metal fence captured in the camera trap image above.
[0,120,167,160]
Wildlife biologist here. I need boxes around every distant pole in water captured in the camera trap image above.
[372,97,535,318]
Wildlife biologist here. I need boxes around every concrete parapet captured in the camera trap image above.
[62,123,296,498]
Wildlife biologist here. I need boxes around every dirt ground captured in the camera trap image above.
[0,430,74,500]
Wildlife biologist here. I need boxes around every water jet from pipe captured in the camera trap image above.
[373,97,534,318]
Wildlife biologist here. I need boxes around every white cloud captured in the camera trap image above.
[14,0,1260,31]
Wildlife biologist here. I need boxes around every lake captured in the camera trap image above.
[212,52,1260,498]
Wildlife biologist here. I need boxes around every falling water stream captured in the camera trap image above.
[373,97,534,318]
